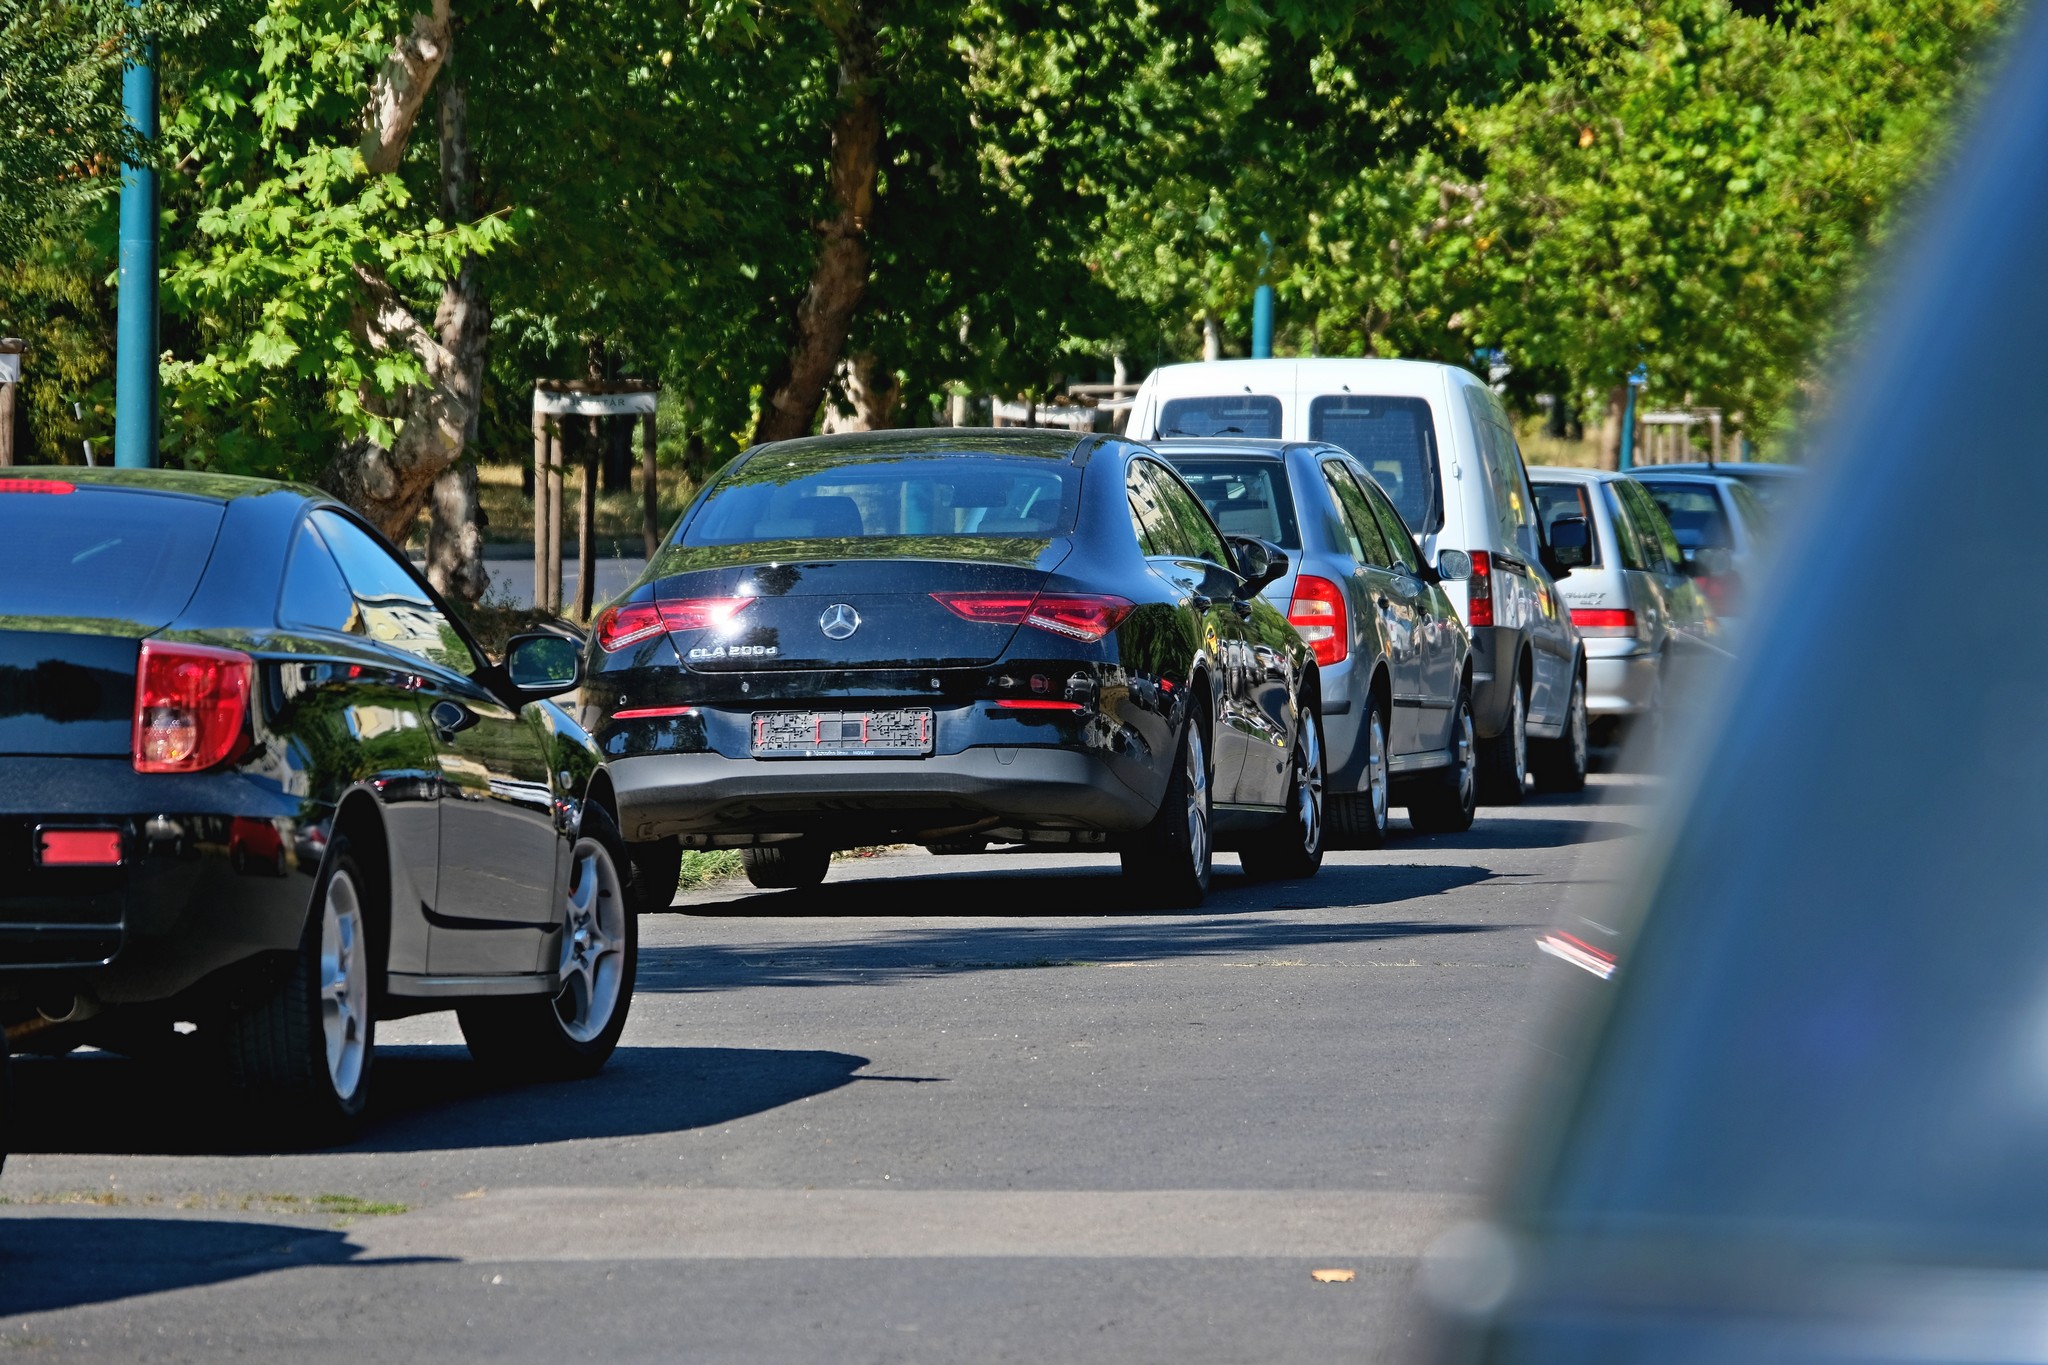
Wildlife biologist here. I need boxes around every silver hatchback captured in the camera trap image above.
[1529,467,1719,746]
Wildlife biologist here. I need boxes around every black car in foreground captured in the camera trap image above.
[0,469,635,1140]
[586,430,1325,907]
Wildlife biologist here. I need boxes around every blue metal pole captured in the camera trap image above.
[1250,286,1275,359]
[114,3,159,470]
[1618,366,1646,471]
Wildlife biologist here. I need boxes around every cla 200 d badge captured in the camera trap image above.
[688,644,779,660]
[819,603,861,640]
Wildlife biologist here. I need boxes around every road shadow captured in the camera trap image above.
[4,1045,869,1158]
[0,1214,375,1317]
[1392,817,1641,852]
[640,864,1512,992]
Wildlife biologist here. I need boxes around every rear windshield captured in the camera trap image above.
[1531,482,1601,568]
[1170,460,1301,549]
[684,455,1079,546]
[0,485,224,629]
[1640,481,1731,550]
[1157,395,1283,439]
[1307,396,1439,533]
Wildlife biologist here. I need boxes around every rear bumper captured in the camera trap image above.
[610,745,1157,843]
[1584,641,1660,716]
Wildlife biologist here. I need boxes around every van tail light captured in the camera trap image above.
[931,592,1134,643]
[595,597,753,651]
[1570,608,1639,639]
[134,641,252,773]
[1466,550,1494,627]
[1287,575,1348,667]
[1696,571,1740,615]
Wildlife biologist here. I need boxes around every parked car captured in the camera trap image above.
[1645,459,1803,514]
[1128,358,1584,804]
[0,469,634,1141]
[586,430,1324,907]
[1529,468,1719,752]
[1632,470,1768,628]
[1153,438,1485,841]
[1426,12,2048,1360]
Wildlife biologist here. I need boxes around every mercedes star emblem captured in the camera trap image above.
[819,603,861,640]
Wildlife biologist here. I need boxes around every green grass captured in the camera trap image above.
[669,844,902,897]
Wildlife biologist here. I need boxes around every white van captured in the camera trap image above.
[1129,358,1585,801]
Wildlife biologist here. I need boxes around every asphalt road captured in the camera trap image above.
[0,776,1653,1364]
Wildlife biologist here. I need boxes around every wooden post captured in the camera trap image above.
[577,431,598,623]
[1710,412,1725,464]
[545,417,564,614]
[531,405,549,607]
[640,411,660,558]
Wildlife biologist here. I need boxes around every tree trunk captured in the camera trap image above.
[322,14,491,597]
[753,5,881,445]
[821,351,900,432]
[1597,384,1625,471]
[1202,313,1223,361]
[425,461,489,602]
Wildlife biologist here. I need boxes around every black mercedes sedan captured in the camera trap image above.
[0,469,637,1140]
[584,430,1326,908]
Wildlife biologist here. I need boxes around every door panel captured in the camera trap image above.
[1361,474,1458,751]
[1323,463,1425,755]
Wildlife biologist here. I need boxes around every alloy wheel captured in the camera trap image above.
[557,837,627,1044]
[1454,705,1477,809]
[1510,687,1528,789]
[320,869,369,1100]
[1184,726,1211,878]
[1297,719,1327,854]
[1365,712,1388,834]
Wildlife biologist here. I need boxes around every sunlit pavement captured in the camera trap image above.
[0,775,1657,1364]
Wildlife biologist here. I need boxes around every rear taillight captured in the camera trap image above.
[1570,608,1639,638]
[1466,551,1494,628]
[931,592,1134,643]
[1697,572,1739,614]
[133,641,252,773]
[595,597,753,652]
[0,478,73,494]
[1287,575,1348,667]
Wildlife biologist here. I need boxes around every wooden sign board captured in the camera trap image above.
[533,391,657,417]
[0,355,18,385]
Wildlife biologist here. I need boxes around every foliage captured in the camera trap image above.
[0,218,118,463]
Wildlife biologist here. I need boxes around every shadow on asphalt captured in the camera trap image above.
[1399,816,1640,852]
[3,1045,869,1158]
[639,864,1512,992]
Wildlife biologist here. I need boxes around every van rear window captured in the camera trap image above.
[0,486,224,629]
[1157,396,1283,439]
[1308,395,1440,533]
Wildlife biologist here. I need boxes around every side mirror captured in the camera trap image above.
[1226,536,1289,594]
[1546,516,1592,575]
[1435,548,1473,581]
[505,632,583,698]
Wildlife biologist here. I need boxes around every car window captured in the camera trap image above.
[1730,480,1769,535]
[311,510,475,675]
[1138,460,1231,566]
[1170,459,1301,549]
[686,454,1075,544]
[1621,480,1683,572]
[1320,460,1391,567]
[1602,486,1649,571]
[1156,395,1284,439]
[0,484,225,629]
[1306,395,1440,533]
[1126,461,1170,556]
[1532,482,1601,570]
[278,519,361,634]
[1360,476,1423,575]
[1640,480,1733,554]
[1476,407,1539,558]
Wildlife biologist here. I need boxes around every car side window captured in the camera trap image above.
[1604,486,1650,571]
[279,518,361,635]
[1360,477,1423,575]
[1620,481,1680,574]
[1730,481,1769,536]
[311,509,476,675]
[1320,460,1390,567]
[1136,459,1230,566]
[1126,461,1169,556]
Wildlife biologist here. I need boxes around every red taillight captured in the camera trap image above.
[0,478,73,494]
[994,698,1086,711]
[931,592,1134,643]
[133,641,252,773]
[1570,608,1638,638]
[595,598,752,652]
[1697,572,1739,614]
[612,705,698,720]
[1287,575,1348,667]
[35,828,124,866]
[1466,550,1494,628]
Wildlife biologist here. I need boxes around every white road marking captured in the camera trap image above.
[348,1187,1472,1262]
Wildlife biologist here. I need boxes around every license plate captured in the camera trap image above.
[751,708,934,757]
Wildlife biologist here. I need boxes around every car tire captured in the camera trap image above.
[1476,670,1529,805]
[741,841,832,890]
[459,806,639,1082]
[1531,668,1590,794]
[221,834,378,1143]
[1327,691,1389,851]
[623,835,683,915]
[1241,703,1328,879]
[1120,717,1212,908]
[1410,684,1479,834]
